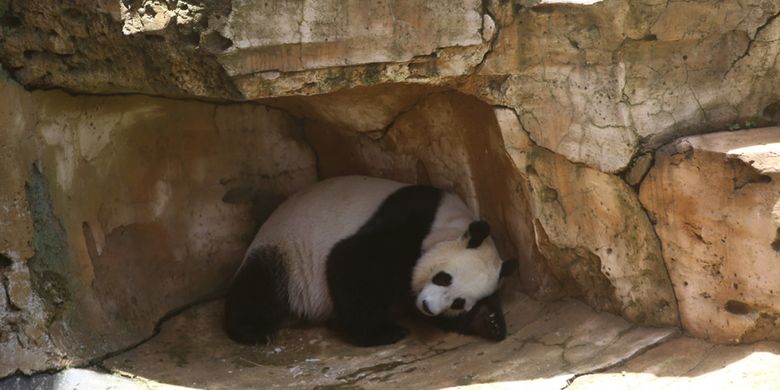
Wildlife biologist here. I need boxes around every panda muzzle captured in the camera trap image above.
[421,300,434,316]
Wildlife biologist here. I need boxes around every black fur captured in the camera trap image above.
[500,258,519,278]
[466,221,490,248]
[326,185,443,347]
[435,257,518,341]
[432,271,453,286]
[451,297,465,310]
[434,292,507,341]
[225,246,289,344]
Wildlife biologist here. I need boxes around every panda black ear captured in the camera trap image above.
[500,258,518,278]
[465,221,490,249]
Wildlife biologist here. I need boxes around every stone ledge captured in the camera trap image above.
[94,287,676,389]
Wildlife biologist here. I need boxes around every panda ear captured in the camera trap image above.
[464,221,490,248]
[500,258,518,278]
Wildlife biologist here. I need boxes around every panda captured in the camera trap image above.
[225,175,516,347]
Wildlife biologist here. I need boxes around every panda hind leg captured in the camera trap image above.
[225,246,289,345]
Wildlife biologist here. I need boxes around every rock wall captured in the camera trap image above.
[4,0,780,172]
[0,70,316,376]
[641,129,780,343]
[1,0,780,377]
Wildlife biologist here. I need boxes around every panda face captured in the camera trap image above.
[412,227,503,318]
[418,270,474,316]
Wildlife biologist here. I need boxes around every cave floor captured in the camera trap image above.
[4,289,780,390]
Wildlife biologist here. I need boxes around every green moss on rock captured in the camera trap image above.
[24,163,72,314]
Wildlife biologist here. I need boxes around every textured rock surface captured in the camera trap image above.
[97,288,676,389]
[0,0,239,98]
[215,0,492,99]
[466,0,780,172]
[7,328,778,390]
[496,107,677,326]
[0,368,187,390]
[569,337,780,390]
[640,128,780,343]
[4,1,780,171]
[0,71,316,376]
[3,0,780,379]
[525,146,678,326]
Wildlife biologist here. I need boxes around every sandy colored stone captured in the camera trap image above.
[9,334,779,390]
[121,0,207,36]
[215,0,490,99]
[4,0,780,172]
[219,0,483,74]
[495,107,534,176]
[0,368,189,390]
[0,69,36,263]
[0,0,238,99]
[0,69,67,377]
[473,1,636,173]
[623,153,653,186]
[268,84,445,133]
[462,0,780,172]
[0,72,317,375]
[525,146,678,326]
[639,127,780,343]
[568,337,780,390]
[100,287,676,389]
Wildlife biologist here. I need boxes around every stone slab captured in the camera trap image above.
[568,337,780,390]
[639,127,780,343]
[219,0,484,75]
[0,368,187,390]
[101,287,677,389]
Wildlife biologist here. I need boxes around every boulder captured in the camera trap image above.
[524,147,678,326]
[640,127,780,343]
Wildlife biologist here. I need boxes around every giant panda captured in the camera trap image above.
[225,175,516,347]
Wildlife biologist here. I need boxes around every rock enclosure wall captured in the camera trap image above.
[0,69,316,376]
[1,0,780,376]
[641,129,780,343]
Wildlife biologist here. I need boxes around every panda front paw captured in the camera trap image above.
[348,323,409,347]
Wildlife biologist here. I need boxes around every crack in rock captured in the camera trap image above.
[724,8,780,79]
[560,334,681,390]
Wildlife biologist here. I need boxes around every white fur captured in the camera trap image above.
[412,236,503,317]
[421,193,474,251]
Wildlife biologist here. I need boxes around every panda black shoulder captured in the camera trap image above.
[355,184,444,236]
[325,184,444,346]
[328,184,444,273]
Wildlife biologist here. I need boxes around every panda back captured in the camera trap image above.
[244,176,408,320]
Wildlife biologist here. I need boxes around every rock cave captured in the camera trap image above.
[0,0,778,389]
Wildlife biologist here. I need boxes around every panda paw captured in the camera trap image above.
[348,323,409,347]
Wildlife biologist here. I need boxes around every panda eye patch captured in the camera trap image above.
[432,271,452,286]
[451,298,466,310]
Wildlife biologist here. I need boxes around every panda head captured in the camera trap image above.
[412,221,515,318]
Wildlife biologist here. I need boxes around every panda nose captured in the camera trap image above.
[421,300,434,316]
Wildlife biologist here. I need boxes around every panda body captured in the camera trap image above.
[226,176,504,347]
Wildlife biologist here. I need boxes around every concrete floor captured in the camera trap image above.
[2,288,779,389]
